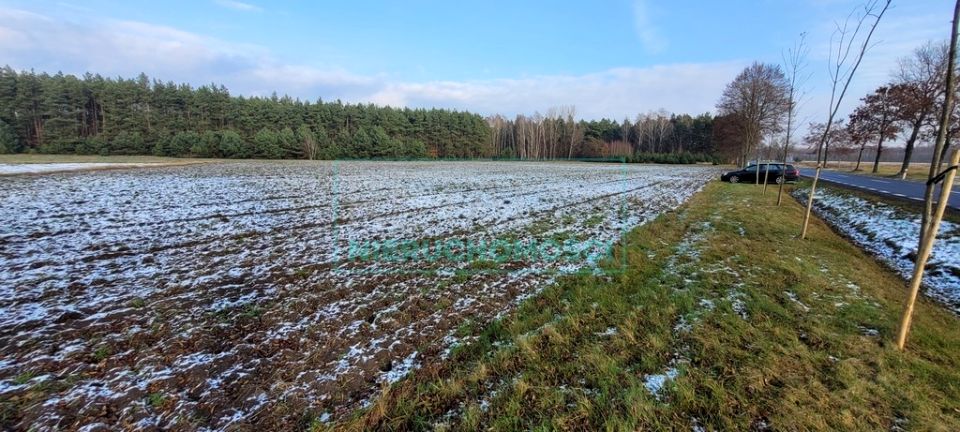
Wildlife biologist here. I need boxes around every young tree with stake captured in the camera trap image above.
[897,0,960,351]
[800,0,891,239]
[777,33,809,206]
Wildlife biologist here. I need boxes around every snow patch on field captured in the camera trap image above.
[795,188,960,312]
[595,327,618,337]
[643,354,689,403]
[0,162,160,175]
[643,367,680,401]
[785,291,811,312]
[382,351,419,384]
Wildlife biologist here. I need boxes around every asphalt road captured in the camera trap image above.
[799,168,960,211]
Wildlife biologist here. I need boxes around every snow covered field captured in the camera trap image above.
[0,163,162,175]
[0,161,718,430]
[797,187,960,312]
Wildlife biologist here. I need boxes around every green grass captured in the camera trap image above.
[147,392,167,409]
[331,182,960,431]
[92,346,112,362]
[467,259,499,271]
[12,372,35,386]
[583,213,605,228]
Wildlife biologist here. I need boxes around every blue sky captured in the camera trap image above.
[0,0,953,126]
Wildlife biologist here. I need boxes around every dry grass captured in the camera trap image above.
[323,181,960,431]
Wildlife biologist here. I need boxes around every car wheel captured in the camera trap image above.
[775,176,783,185]
[729,175,739,183]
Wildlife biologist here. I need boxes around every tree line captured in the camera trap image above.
[488,107,717,163]
[0,67,488,159]
[0,67,722,162]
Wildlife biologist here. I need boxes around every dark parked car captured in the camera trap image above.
[721,163,799,184]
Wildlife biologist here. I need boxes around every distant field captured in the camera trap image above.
[0,154,213,176]
[0,154,213,164]
[0,161,719,430]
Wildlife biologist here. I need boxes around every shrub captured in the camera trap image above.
[0,119,17,154]
[109,131,146,155]
[170,131,199,156]
[254,128,284,159]
[219,130,244,158]
[628,151,717,164]
[74,137,105,155]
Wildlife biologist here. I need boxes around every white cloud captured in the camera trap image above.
[0,8,265,80]
[213,0,262,12]
[249,65,377,89]
[632,0,666,54]
[0,6,740,120]
[369,63,743,119]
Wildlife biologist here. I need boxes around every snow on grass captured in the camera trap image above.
[785,291,811,313]
[795,188,960,313]
[726,288,749,319]
[643,364,681,402]
[382,351,419,384]
[595,327,618,337]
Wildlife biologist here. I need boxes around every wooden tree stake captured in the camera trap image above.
[896,149,960,350]
[799,164,822,239]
